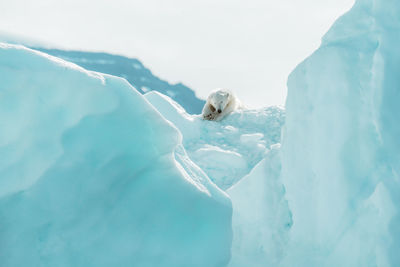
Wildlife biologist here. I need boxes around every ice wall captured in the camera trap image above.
[0,43,232,267]
[282,0,400,265]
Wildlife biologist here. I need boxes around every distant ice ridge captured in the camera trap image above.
[145,91,284,190]
[32,47,206,114]
[281,0,400,265]
[0,43,231,267]
[0,33,205,114]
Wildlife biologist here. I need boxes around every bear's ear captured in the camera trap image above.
[210,104,216,112]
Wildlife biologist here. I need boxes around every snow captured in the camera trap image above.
[281,0,400,265]
[0,43,232,267]
[145,91,284,190]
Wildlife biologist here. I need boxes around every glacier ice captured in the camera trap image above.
[0,43,232,267]
[281,0,400,265]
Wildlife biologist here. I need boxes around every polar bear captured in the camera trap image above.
[202,89,241,121]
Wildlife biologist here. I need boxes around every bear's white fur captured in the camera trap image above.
[202,89,241,121]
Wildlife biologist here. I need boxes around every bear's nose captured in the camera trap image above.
[218,109,222,113]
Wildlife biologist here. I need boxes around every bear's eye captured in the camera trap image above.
[210,105,216,112]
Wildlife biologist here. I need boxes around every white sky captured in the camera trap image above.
[0,0,355,108]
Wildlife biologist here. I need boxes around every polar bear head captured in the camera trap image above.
[202,88,240,121]
[207,89,232,114]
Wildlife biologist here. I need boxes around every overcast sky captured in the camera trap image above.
[0,0,355,108]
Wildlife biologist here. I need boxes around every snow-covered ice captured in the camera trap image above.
[145,91,284,190]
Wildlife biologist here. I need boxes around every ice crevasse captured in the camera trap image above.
[0,43,232,267]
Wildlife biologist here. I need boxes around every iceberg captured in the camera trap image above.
[0,43,232,267]
[281,0,400,265]
[2,0,400,265]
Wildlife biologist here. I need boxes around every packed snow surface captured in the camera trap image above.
[0,43,232,267]
[145,91,284,190]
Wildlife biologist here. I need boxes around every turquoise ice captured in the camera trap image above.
[0,43,231,267]
[1,0,400,265]
[282,0,400,265]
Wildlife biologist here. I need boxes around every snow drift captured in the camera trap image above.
[0,43,232,267]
